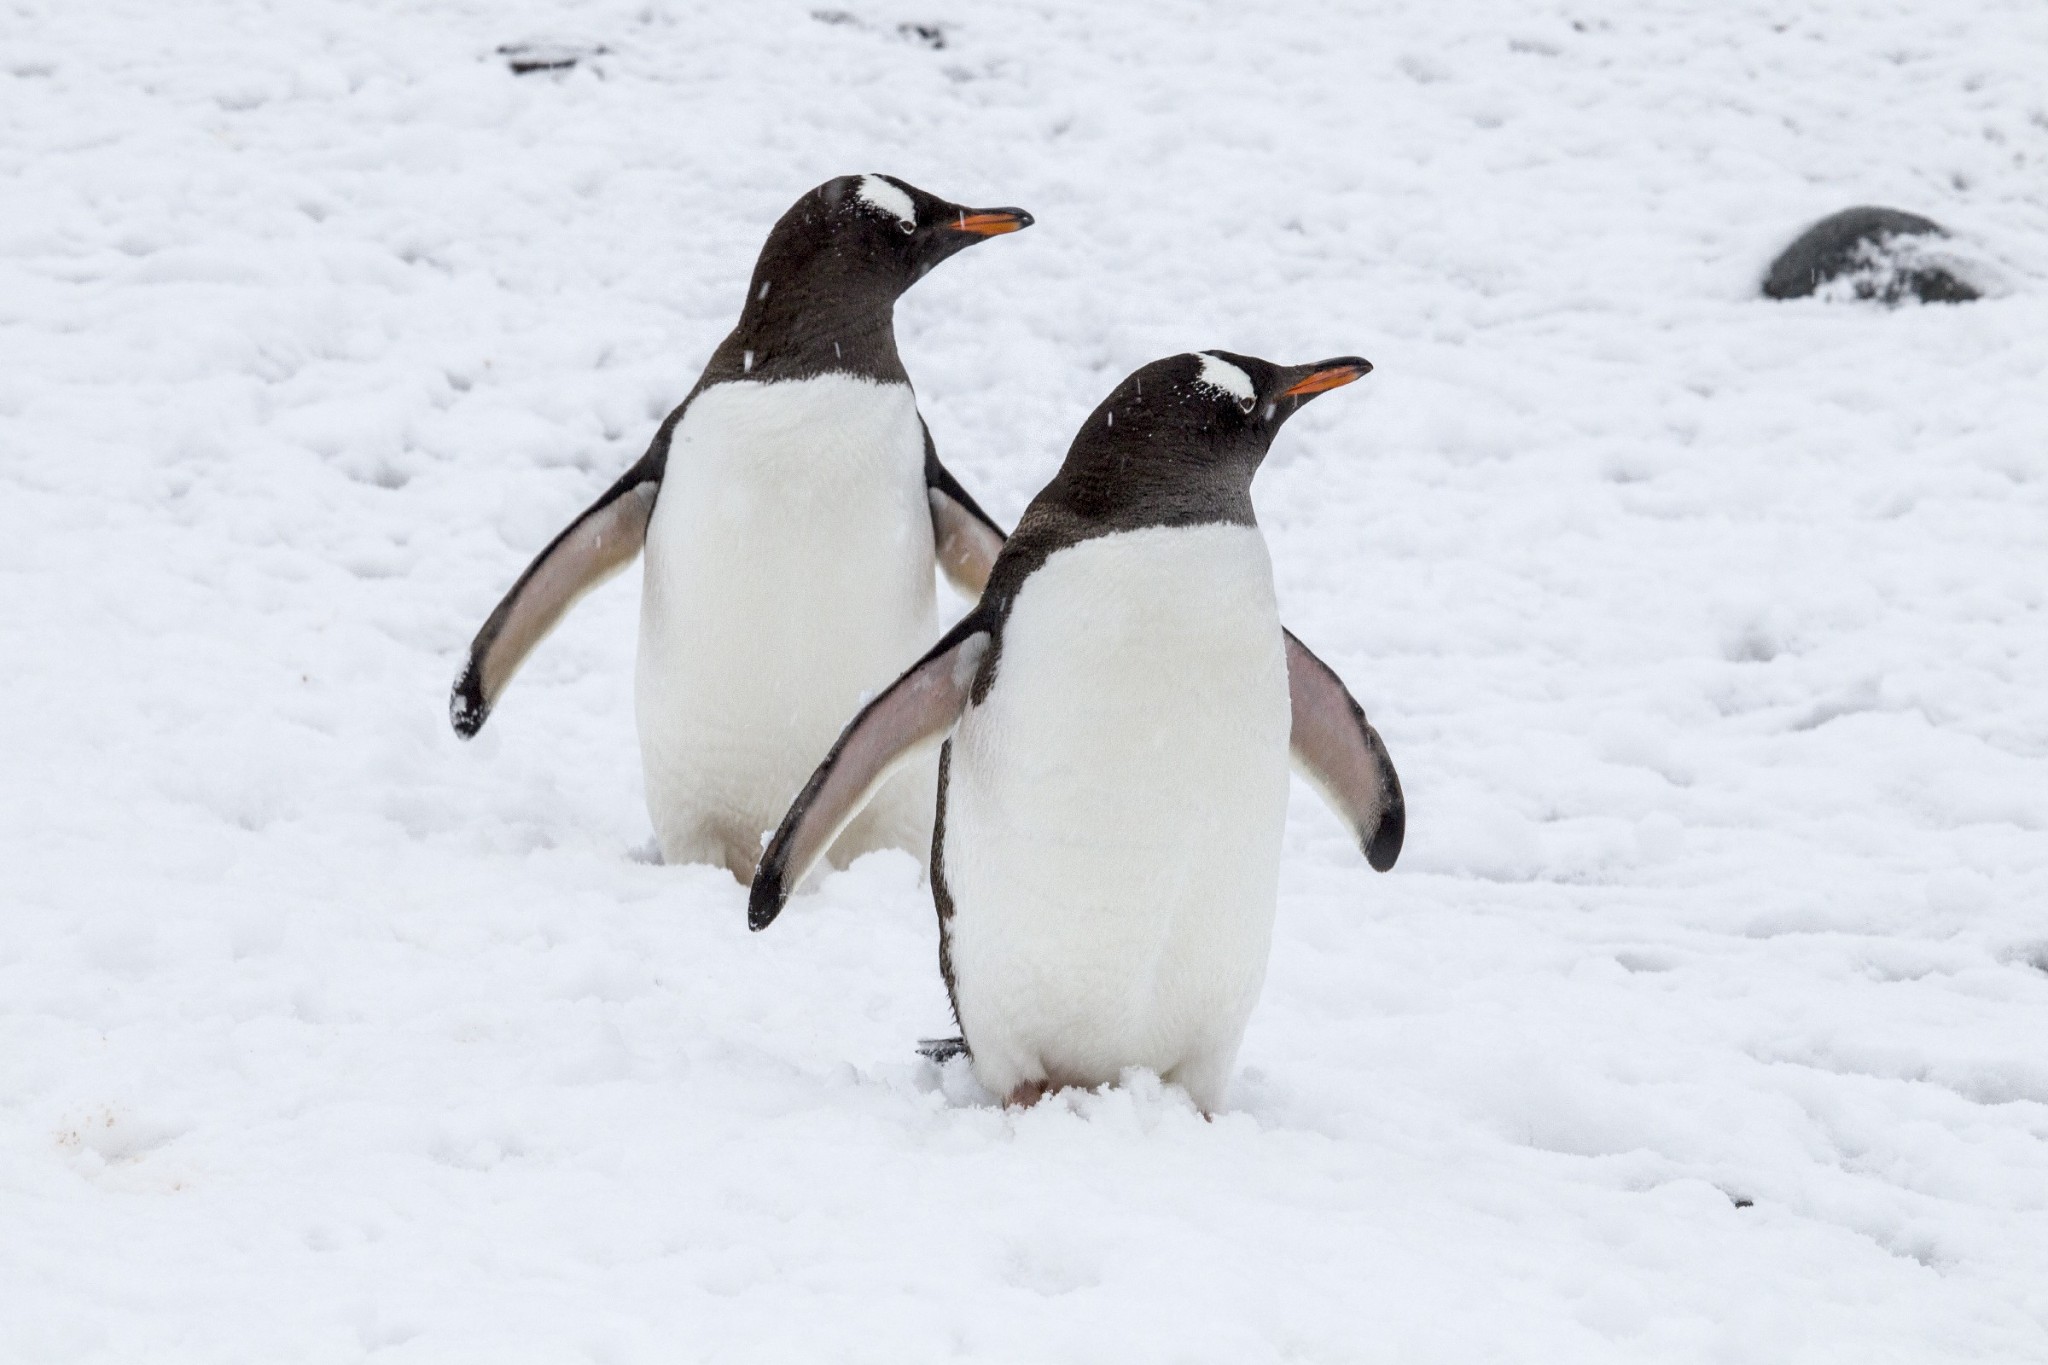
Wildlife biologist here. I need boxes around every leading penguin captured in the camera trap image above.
[450,175,1030,881]
[747,350,1404,1115]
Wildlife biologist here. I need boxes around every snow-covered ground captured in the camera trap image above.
[5,0,2047,1358]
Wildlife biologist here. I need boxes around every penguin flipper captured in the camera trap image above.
[923,422,1006,598]
[450,463,659,738]
[749,619,993,930]
[1283,629,1405,871]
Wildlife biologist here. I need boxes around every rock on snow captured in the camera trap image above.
[1762,206,1982,304]
[3,0,2046,1360]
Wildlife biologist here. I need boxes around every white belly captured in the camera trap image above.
[636,374,938,877]
[940,524,1291,1111]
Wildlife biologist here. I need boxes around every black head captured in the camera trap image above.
[1039,350,1372,529]
[703,175,1031,387]
[774,173,1032,295]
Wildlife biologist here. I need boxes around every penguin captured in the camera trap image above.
[450,175,1031,881]
[746,350,1404,1115]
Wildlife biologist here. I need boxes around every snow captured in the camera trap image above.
[4,0,2046,1360]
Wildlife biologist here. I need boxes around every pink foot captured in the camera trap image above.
[1005,1080,1050,1109]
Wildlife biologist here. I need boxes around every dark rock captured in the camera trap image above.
[498,41,607,76]
[809,13,949,50]
[1763,206,1979,304]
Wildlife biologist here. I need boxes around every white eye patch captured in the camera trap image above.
[856,175,917,232]
[1193,352,1256,408]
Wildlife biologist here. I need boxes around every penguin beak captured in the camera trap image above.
[911,203,1032,280]
[943,207,1034,237]
[1278,357,1373,399]
[1260,356,1372,427]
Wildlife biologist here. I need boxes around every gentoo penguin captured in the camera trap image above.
[450,175,1030,881]
[747,350,1404,1114]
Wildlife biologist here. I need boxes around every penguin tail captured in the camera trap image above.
[917,1036,969,1063]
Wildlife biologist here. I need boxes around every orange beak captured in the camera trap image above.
[1280,361,1372,398]
[947,208,1034,236]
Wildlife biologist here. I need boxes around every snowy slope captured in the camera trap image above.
[4,0,2047,1359]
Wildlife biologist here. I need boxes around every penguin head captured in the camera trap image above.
[1048,351,1372,526]
[1190,350,1373,430]
[754,174,1032,307]
[1100,350,1372,463]
[839,174,1033,281]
